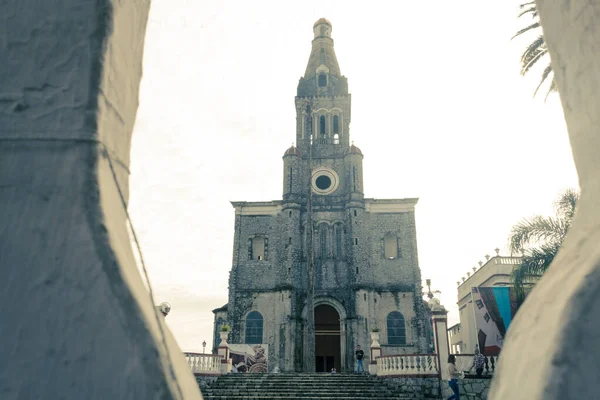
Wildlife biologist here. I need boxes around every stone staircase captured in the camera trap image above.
[200,373,423,399]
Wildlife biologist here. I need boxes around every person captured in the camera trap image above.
[469,348,485,377]
[447,354,461,400]
[330,367,337,374]
[355,345,364,373]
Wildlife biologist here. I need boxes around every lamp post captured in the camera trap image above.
[202,340,206,354]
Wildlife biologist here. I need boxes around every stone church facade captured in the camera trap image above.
[213,18,430,372]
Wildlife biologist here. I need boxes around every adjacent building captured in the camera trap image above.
[448,254,522,355]
[213,18,431,372]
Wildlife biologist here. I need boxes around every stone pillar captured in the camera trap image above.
[431,305,450,381]
[0,1,201,399]
[217,331,231,374]
[490,1,600,398]
[369,331,381,375]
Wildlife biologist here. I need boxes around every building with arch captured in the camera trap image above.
[213,18,431,372]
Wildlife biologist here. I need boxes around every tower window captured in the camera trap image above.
[245,311,264,344]
[333,115,339,133]
[384,233,399,259]
[319,115,326,135]
[318,73,327,87]
[251,236,265,261]
[354,238,358,246]
[353,210,357,217]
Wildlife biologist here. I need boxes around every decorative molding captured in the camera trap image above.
[365,198,419,213]
[231,201,282,216]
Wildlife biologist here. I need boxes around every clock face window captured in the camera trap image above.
[315,175,332,190]
[311,167,339,195]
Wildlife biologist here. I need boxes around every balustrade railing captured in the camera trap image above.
[376,354,439,377]
[184,352,222,375]
[455,354,499,376]
[494,257,521,265]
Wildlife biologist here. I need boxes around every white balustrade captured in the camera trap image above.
[454,354,499,376]
[184,352,222,375]
[376,354,439,376]
[494,257,522,265]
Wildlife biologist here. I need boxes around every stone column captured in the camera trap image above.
[430,305,450,381]
[0,1,201,399]
[369,331,381,375]
[490,1,600,398]
[217,332,232,374]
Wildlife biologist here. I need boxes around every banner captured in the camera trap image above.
[471,287,518,356]
[229,344,268,373]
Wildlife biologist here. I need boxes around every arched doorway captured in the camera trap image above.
[315,304,341,372]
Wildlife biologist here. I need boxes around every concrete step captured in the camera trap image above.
[203,397,416,400]
[200,373,426,400]
[204,390,398,395]
[202,396,417,400]
[209,383,389,388]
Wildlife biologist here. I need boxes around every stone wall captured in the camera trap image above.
[381,377,441,398]
[382,377,491,399]
[441,378,491,399]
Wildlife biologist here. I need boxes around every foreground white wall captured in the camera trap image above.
[0,1,202,398]
[490,0,600,399]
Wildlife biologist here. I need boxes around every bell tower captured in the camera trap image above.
[295,18,351,155]
[284,18,362,204]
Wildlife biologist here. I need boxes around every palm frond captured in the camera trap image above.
[511,242,561,304]
[533,64,554,97]
[518,5,538,19]
[508,215,567,254]
[554,189,579,222]
[520,36,547,75]
[512,21,541,39]
[544,78,558,101]
[511,262,535,304]
[518,2,537,12]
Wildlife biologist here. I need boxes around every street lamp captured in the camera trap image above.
[202,340,206,354]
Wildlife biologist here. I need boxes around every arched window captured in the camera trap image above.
[245,311,263,344]
[319,115,326,135]
[318,73,327,87]
[252,236,265,261]
[387,311,406,345]
[335,224,343,259]
[333,115,339,133]
[384,233,398,259]
[320,225,328,259]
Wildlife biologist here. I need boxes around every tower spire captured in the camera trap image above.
[295,19,351,151]
[303,18,340,79]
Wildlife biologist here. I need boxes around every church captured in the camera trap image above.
[213,18,430,373]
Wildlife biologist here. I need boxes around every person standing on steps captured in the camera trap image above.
[355,345,365,374]
[469,348,485,377]
[447,354,461,400]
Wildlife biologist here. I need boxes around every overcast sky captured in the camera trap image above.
[129,0,579,352]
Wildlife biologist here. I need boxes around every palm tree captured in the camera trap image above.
[512,2,557,99]
[508,189,579,304]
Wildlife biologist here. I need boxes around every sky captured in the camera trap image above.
[128,0,579,352]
